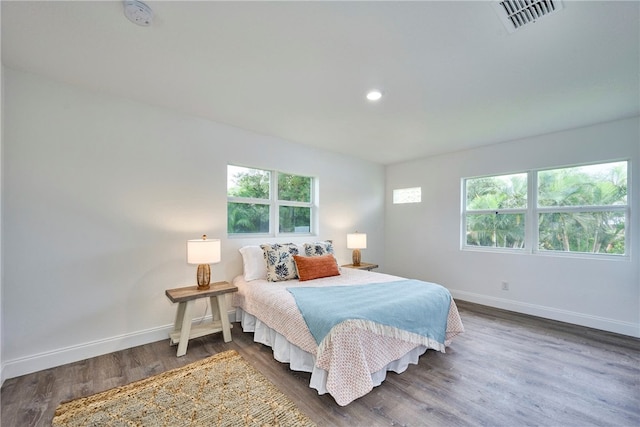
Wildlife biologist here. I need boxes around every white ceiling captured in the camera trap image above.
[2,1,639,165]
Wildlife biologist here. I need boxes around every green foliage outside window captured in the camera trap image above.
[227,166,313,235]
[538,163,627,207]
[466,174,527,210]
[227,167,270,199]
[279,206,311,233]
[227,202,269,234]
[277,173,311,233]
[465,173,527,249]
[464,161,628,255]
[466,213,526,249]
[278,173,311,202]
[538,212,625,254]
[537,162,627,254]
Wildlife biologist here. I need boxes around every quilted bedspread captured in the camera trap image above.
[288,280,451,346]
[232,268,464,406]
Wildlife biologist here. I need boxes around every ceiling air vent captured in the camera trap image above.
[492,0,563,33]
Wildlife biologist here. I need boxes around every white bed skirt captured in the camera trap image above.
[235,307,428,399]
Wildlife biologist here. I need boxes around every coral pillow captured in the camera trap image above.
[294,254,340,281]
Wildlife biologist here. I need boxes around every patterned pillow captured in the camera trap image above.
[303,241,335,257]
[260,243,300,282]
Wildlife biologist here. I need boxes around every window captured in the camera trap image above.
[227,165,315,236]
[464,173,527,249]
[393,187,422,204]
[463,160,629,257]
[537,162,627,255]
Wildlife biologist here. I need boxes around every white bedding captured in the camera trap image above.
[232,268,464,406]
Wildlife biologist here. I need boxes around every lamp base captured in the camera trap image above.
[352,249,361,266]
[196,264,211,290]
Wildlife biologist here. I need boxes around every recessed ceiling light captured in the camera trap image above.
[366,90,383,101]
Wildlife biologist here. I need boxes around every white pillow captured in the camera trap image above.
[239,246,267,281]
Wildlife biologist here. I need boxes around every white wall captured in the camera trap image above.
[385,117,640,337]
[0,65,4,382]
[1,67,385,381]
[0,2,5,382]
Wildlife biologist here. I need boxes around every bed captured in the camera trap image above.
[231,242,465,406]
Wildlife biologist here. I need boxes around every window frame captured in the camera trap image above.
[462,172,529,252]
[393,187,422,204]
[461,160,630,259]
[227,165,317,238]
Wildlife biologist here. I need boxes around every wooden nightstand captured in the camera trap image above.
[341,262,379,271]
[165,281,238,357]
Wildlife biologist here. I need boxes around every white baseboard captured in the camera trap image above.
[450,289,640,338]
[1,312,236,385]
[1,324,173,385]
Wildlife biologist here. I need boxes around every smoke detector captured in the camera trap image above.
[123,0,153,27]
[493,0,563,33]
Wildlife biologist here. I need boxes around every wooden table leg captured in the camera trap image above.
[173,301,186,336]
[212,295,232,342]
[176,300,194,357]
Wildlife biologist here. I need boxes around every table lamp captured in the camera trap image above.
[347,232,367,266]
[187,235,221,290]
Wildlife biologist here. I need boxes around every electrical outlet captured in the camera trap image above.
[501,281,509,291]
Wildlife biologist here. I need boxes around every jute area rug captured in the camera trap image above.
[52,349,316,427]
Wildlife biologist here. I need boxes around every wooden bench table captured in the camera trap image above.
[165,281,238,356]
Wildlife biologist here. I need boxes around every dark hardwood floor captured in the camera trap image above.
[2,301,639,426]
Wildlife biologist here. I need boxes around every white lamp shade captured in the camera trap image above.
[187,238,221,264]
[347,233,367,249]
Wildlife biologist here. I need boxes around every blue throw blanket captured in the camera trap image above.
[287,280,451,346]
